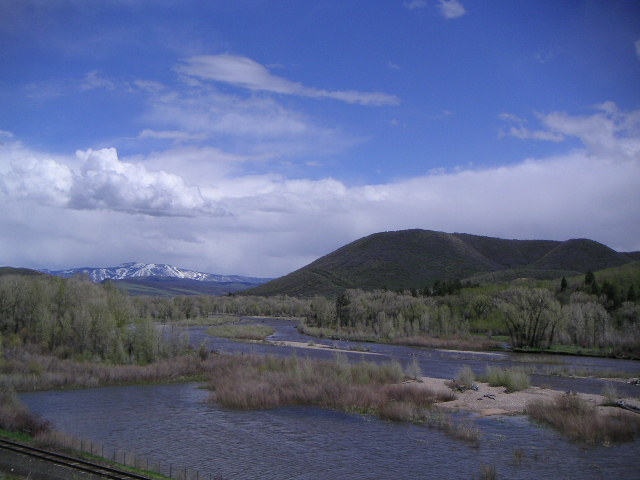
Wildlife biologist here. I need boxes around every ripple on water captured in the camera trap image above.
[21,382,639,479]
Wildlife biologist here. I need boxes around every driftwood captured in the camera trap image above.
[615,400,640,414]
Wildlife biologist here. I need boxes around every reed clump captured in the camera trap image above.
[0,352,211,392]
[526,394,640,445]
[391,335,502,351]
[482,366,530,393]
[207,354,453,420]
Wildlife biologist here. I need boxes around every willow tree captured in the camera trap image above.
[497,288,561,349]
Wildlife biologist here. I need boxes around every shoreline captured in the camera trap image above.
[414,376,640,417]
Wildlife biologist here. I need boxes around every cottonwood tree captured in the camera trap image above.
[497,288,562,349]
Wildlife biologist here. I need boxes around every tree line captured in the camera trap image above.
[0,275,187,364]
[1,269,639,362]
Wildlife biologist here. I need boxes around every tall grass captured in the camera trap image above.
[527,394,640,445]
[207,354,458,421]
[482,367,530,392]
[392,335,502,351]
[0,352,211,392]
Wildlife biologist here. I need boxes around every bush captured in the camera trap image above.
[527,394,640,445]
[483,366,530,392]
[453,365,476,391]
[0,390,50,436]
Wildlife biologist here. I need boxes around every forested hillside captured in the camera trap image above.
[246,230,634,297]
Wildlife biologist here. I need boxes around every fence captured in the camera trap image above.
[42,430,223,480]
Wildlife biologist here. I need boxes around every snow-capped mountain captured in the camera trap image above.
[40,262,270,285]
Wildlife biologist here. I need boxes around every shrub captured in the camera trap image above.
[601,384,619,405]
[483,366,530,392]
[0,390,50,436]
[447,365,476,391]
[527,394,640,445]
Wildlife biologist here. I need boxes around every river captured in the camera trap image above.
[20,318,640,479]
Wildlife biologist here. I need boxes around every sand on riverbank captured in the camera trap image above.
[268,338,640,417]
[414,376,640,417]
[267,340,382,355]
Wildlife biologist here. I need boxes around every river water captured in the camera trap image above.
[20,318,640,479]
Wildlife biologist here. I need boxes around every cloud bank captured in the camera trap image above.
[1,104,638,276]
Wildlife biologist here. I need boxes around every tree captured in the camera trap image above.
[497,288,562,349]
[560,276,568,292]
[585,270,595,286]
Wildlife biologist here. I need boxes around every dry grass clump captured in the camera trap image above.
[206,354,477,442]
[0,352,210,391]
[446,365,476,392]
[482,366,530,392]
[392,335,502,351]
[0,390,50,436]
[208,354,453,419]
[205,324,275,341]
[526,394,640,445]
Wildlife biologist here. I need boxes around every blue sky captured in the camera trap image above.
[1,0,639,277]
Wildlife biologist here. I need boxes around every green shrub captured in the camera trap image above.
[483,366,530,392]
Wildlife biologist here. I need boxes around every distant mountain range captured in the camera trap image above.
[246,229,639,297]
[37,262,271,296]
[40,262,268,284]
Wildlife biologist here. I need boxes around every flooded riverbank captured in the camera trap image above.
[21,382,639,479]
[17,318,640,479]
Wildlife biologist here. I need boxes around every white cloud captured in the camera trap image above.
[404,0,427,10]
[2,105,639,276]
[138,129,208,142]
[635,39,640,60]
[499,112,564,142]
[437,0,467,19]
[0,146,222,217]
[81,70,116,91]
[178,54,400,106]
[143,86,363,159]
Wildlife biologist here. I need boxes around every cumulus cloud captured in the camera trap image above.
[0,147,222,217]
[437,0,467,19]
[178,54,400,106]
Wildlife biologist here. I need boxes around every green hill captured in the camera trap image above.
[246,229,635,297]
[0,267,44,277]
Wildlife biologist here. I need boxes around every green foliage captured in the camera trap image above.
[0,275,186,365]
[483,367,530,392]
[497,288,561,349]
[247,230,633,297]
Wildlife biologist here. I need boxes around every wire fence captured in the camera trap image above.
[43,430,224,480]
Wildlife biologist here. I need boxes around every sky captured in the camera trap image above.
[1,0,639,278]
